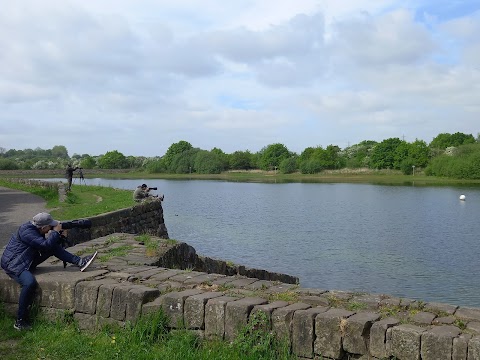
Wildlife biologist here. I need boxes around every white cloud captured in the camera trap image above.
[0,0,479,156]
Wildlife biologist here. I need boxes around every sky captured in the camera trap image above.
[0,0,479,157]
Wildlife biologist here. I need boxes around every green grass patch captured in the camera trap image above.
[0,304,297,360]
[98,245,134,262]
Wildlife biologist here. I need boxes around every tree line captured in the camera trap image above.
[1,132,479,179]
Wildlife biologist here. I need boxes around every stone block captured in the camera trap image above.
[369,317,399,359]
[314,308,355,359]
[126,285,161,323]
[162,289,204,328]
[204,296,238,339]
[251,300,289,329]
[467,321,480,334]
[343,311,381,355]
[184,291,223,329]
[272,302,311,344]
[224,297,268,341]
[468,336,480,360]
[456,307,480,322]
[299,295,329,307]
[74,312,97,330]
[0,272,20,303]
[453,334,471,360]
[390,324,426,360]
[292,307,329,359]
[75,278,117,315]
[110,284,133,321]
[421,325,461,360]
[411,311,436,325]
[97,282,119,318]
[425,302,458,315]
[34,267,106,310]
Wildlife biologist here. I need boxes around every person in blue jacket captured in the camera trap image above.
[1,212,98,331]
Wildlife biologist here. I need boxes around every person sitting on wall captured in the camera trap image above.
[133,184,164,203]
[0,212,98,331]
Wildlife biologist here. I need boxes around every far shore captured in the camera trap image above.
[1,169,480,186]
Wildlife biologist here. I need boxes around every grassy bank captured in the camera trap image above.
[2,168,480,186]
[0,179,133,220]
[0,304,294,360]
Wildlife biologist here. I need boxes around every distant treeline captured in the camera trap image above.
[1,132,479,179]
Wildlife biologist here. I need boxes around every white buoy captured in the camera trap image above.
[459,194,466,201]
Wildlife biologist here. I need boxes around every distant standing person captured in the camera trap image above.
[133,184,164,202]
[65,164,78,191]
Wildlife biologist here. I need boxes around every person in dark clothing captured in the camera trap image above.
[1,212,97,331]
[65,164,79,191]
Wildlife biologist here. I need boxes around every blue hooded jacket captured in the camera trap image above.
[1,222,61,277]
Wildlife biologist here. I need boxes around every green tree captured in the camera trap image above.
[279,156,298,174]
[164,141,193,170]
[429,132,475,149]
[79,156,96,169]
[51,145,69,158]
[370,138,403,169]
[229,150,255,170]
[258,143,292,170]
[97,150,128,169]
[169,148,199,173]
[194,150,226,174]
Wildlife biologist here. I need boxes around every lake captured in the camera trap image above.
[54,177,480,307]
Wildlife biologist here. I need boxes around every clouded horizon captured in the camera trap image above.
[1,0,479,157]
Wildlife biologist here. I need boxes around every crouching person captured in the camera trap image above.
[1,212,98,331]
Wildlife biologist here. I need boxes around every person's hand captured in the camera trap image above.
[53,223,62,232]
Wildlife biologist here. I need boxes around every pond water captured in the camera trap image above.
[51,177,480,307]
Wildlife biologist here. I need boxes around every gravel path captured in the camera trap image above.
[0,186,48,248]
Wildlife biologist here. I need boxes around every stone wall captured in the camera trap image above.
[2,233,480,360]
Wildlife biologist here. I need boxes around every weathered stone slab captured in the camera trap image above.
[455,307,480,322]
[343,311,381,355]
[272,302,311,344]
[251,300,289,329]
[467,321,480,334]
[243,280,274,290]
[468,336,480,360]
[110,284,133,321]
[314,308,355,359]
[183,273,224,286]
[299,295,329,307]
[126,285,161,322]
[204,296,238,339]
[421,325,461,360]
[148,269,184,282]
[134,268,170,280]
[74,312,97,330]
[184,291,224,329]
[411,311,436,325]
[369,317,400,359]
[296,288,327,296]
[227,278,258,288]
[351,294,384,310]
[425,302,458,315]
[292,307,329,359]
[75,278,118,314]
[168,271,204,283]
[390,324,426,360]
[96,282,119,318]
[453,334,471,360]
[162,289,204,328]
[224,297,268,341]
[433,316,456,325]
[34,267,107,309]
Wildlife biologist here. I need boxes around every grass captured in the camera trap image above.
[0,179,133,220]
[0,303,296,360]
